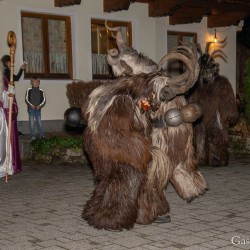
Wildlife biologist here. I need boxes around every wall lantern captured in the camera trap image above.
[214,29,217,43]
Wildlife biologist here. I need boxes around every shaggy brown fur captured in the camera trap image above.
[105,34,207,202]
[83,39,208,230]
[151,95,207,200]
[188,75,239,166]
[83,73,170,230]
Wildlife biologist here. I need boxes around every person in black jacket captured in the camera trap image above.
[25,77,46,140]
[1,55,26,82]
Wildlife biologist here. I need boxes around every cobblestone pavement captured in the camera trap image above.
[0,155,250,250]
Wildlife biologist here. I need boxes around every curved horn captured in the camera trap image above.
[217,36,227,44]
[171,44,197,65]
[158,45,199,95]
[205,42,213,54]
[169,45,199,87]
[105,20,126,50]
[178,41,199,59]
[158,47,199,95]
[196,43,203,56]
[172,44,199,80]
[210,49,227,62]
[105,20,120,32]
[205,36,227,54]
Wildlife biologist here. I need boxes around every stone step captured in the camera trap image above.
[18,133,250,162]
[18,133,86,164]
[19,135,32,160]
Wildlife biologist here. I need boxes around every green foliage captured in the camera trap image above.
[244,58,250,124]
[30,136,83,156]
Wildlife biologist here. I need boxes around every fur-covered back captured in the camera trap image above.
[85,72,166,132]
[188,74,239,166]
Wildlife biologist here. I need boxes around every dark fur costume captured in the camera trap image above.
[107,42,208,201]
[189,75,239,166]
[151,95,207,201]
[83,73,170,230]
[83,39,208,230]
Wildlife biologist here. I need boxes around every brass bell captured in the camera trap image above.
[164,108,182,127]
[180,103,202,123]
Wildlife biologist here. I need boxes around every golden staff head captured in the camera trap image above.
[7,31,16,85]
[7,31,16,48]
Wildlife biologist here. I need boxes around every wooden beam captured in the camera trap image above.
[135,0,152,2]
[101,0,250,27]
[148,0,180,17]
[169,15,203,25]
[55,0,81,7]
[103,0,133,12]
[168,3,210,25]
[205,0,250,7]
[207,12,248,27]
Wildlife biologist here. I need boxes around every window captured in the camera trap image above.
[91,19,132,79]
[167,31,197,51]
[167,31,197,75]
[21,11,73,79]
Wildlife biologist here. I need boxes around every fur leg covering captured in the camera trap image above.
[169,134,208,201]
[194,123,207,166]
[136,147,170,224]
[152,97,208,201]
[170,163,207,202]
[206,127,229,166]
[188,75,239,167]
[83,163,146,230]
[83,94,153,230]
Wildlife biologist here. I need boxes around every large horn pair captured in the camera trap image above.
[205,36,227,54]
[158,43,200,95]
[105,20,127,50]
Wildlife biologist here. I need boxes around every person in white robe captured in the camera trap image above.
[0,60,13,178]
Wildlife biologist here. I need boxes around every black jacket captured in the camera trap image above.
[4,67,24,82]
[25,87,46,111]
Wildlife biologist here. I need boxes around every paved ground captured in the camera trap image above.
[0,155,250,250]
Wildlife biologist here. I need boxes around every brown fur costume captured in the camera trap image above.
[188,42,239,166]
[104,27,207,201]
[151,95,207,201]
[83,73,171,230]
[83,26,207,230]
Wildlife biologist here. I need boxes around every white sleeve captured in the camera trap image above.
[2,90,9,109]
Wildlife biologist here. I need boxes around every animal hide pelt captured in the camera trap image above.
[189,75,239,166]
[83,73,170,230]
[83,34,208,230]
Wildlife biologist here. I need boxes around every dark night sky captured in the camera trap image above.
[237,18,250,48]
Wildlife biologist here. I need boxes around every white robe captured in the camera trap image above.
[0,104,13,178]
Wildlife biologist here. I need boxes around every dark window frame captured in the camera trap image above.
[21,11,73,80]
[167,31,197,48]
[167,31,197,74]
[91,19,132,80]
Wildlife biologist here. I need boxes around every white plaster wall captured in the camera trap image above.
[0,0,238,122]
[0,0,156,121]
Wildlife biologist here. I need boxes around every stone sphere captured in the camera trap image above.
[164,108,182,127]
[64,107,84,127]
[180,103,202,123]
